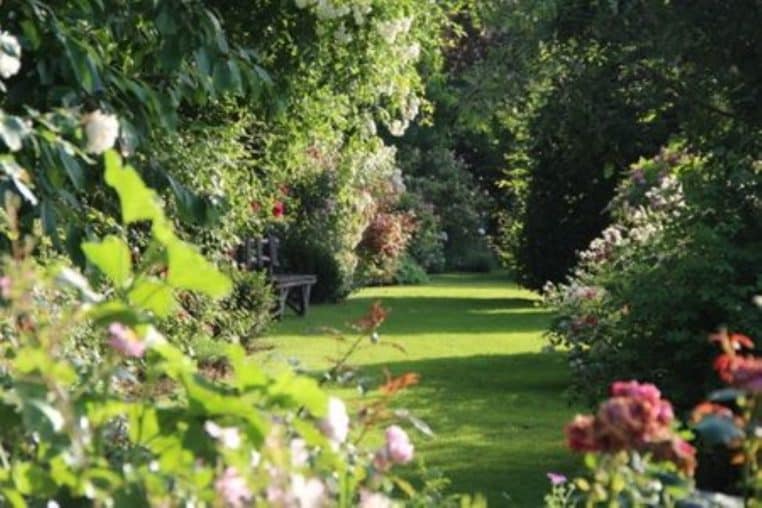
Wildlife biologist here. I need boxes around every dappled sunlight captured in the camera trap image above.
[268,274,578,505]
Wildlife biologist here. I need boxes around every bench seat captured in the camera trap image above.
[272,274,317,317]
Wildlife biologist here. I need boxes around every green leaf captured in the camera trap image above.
[128,406,160,445]
[58,146,86,190]
[40,200,59,247]
[708,388,745,402]
[20,399,65,440]
[20,20,41,50]
[0,114,30,152]
[168,175,208,225]
[12,462,55,496]
[226,344,267,390]
[82,235,132,288]
[87,300,141,326]
[50,455,79,489]
[163,236,231,298]
[269,373,328,417]
[0,488,26,508]
[103,150,163,224]
[212,60,242,94]
[128,278,175,318]
[195,47,212,76]
[155,7,178,35]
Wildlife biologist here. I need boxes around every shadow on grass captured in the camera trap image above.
[280,296,552,337]
[359,352,579,507]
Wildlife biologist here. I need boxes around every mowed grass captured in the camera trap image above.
[259,273,579,506]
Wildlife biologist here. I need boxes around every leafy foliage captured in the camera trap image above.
[0,152,438,506]
[544,144,762,410]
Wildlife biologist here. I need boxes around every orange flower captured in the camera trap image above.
[713,354,762,392]
[379,372,420,396]
[710,330,754,352]
[354,301,389,333]
[691,402,734,423]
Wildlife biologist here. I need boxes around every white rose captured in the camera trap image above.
[291,475,325,508]
[388,119,409,137]
[319,396,349,444]
[204,421,242,449]
[84,110,119,154]
[0,31,21,79]
[360,490,392,508]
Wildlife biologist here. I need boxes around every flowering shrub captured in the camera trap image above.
[0,152,437,506]
[544,143,762,408]
[549,330,762,506]
[356,209,418,285]
[691,330,762,501]
[552,380,697,506]
[565,381,695,476]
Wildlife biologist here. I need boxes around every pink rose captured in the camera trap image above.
[107,323,146,358]
[214,467,252,508]
[546,472,567,486]
[610,380,661,405]
[0,276,10,298]
[384,425,414,465]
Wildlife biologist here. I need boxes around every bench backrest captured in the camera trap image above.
[239,234,281,275]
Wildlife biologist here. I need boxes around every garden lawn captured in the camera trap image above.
[261,273,579,506]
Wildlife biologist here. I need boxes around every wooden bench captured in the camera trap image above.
[238,235,317,318]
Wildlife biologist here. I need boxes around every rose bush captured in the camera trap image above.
[544,143,762,409]
[0,151,447,506]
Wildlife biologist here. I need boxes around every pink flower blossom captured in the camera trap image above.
[546,472,567,486]
[384,425,414,465]
[107,323,146,358]
[0,276,10,298]
[319,397,349,445]
[610,380,661,405]
[214,467,252,508]
[290,438,309,467]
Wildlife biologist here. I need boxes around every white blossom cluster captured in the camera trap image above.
[376,17,413,44]
[578,225,626,264]
[389,168,405,194]
[83,109,120,154]
[644,174,687,213]
[355,143,397,182]
[387,94,420,137]
[578,171,688,266]
[0,31,21,79]
[294,0,347,19]
[294,0,372,25]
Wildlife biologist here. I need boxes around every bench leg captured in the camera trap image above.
[300,284,312,316]
[276,287,289,319]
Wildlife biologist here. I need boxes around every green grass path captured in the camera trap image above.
[263,273,578,506]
